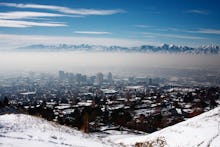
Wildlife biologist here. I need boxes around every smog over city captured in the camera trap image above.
[0,52,220,76]
[0,0,220,147]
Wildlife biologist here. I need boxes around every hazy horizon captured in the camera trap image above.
[0,52,219,76]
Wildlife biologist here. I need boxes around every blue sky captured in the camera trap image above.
[0,0,220,48]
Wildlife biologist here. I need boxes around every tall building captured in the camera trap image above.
[59,70,65,80]
[96,72,104,85]
[148,78,153,85]
[75,73,82,84]
[88,76,96,84]
[81,75,87,83]
[107,72,113,83]
[68,73,74,81]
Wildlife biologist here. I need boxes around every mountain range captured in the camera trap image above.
[17,44,220,54]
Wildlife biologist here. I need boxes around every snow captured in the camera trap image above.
[126,86,144,90]
[95,130,143,144]
[20,92,36,95]
[110,106,220,147]
[1,107,220,147]
[0,114,114,147]
[63,109,74,115]
[77,101,92,106]
[55,104,71,110]
[101,89,117,94]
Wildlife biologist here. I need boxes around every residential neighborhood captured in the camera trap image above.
[0,71,219,134]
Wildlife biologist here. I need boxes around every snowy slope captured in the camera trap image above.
[111,106,220,147]
[1,107,220,147]
[0,114,114,147]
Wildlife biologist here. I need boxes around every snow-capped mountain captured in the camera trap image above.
[0,114,115,147]
[17,44,220,54]
[110,106,220,147]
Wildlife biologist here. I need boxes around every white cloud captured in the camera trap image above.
[193,29,220,35]
[0,3,124,16]
[0,19,67,28]
[74,31,112,35]
[185,9,209,15]
[135,25,152,28]
[0,3,124,28]
[0,11,66,19]
[143,32,205,40]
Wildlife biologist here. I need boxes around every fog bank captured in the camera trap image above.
[0,52,219,75]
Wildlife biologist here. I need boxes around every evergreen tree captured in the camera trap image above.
[3,96,9,106]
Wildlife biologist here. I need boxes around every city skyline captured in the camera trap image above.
[0,0,220,49]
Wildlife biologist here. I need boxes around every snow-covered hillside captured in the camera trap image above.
[0,107,220,147]
[0,114,114,147]
[111,106,220,147]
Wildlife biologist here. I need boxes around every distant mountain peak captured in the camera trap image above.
[17,43,220,54]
